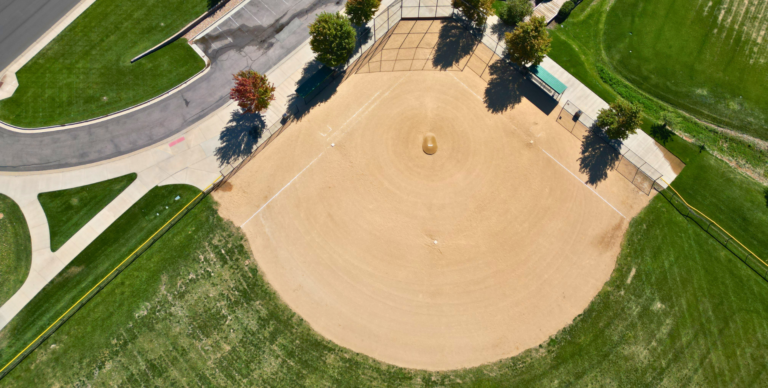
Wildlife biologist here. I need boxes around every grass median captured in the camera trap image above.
[0,194,31,307]
[38,173,137,252]
[0,0,211,128]
[2,150,768,385]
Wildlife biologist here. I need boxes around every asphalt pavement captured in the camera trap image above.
[0,0,81,73]
[0,0,344,172]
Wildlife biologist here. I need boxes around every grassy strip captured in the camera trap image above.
[0,195,31,306]
[38,174,137,252]
[3,151,768,385]
[603,0,768,142]
[0,0,209,127]
[548,0,768,182]
[0,185,201,374]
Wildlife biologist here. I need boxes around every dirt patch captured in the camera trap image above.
[218,181,234,192]
[213,67,650,370]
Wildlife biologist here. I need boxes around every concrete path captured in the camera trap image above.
[0,0,344,172]
[0,30,338,329]
[532,0,568,23]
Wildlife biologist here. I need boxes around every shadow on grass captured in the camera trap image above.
[214,111,266,166]
[208,0,223,10]
[651,123,674,145]
[432,20,476,70]
[286,59,342,120]
[764,188,768,208]
[578,126,621,186]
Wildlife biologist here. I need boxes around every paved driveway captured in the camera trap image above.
[0,0,343,172]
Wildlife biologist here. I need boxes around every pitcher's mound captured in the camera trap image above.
[214,70,647,370]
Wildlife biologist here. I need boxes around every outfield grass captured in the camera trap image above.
[3,149,768,386]
[0,195,31,307]
[38,174,137,252]
[548,0,768,181]
[0,0,210,128]
[603,0,768,142]
[0,184,201,378]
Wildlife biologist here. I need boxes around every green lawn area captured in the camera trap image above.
[0,195,31,307]
[0,0,210,128]
[492,1,506,16]
[3,149,768,385]
[603,0,768,142]
[0,184,201,380]
[38,174,137,252]
[548,0,768,181]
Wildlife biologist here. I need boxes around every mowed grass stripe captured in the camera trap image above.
[603,0,768,141]
[2,153,768,386]
[0,0,210,127]
[0,185,203,378]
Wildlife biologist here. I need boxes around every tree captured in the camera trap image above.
[658,111,678,129]
[498,0,533,26]
[504,16,551,67]
[309,12,356,68]
[229,70,275,113]
[345,0,381,26]
[596,99,643,141]
[556,0,576,21]
[452,0,494,26]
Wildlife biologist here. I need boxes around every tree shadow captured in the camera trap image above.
[483,60,524,113]
[578,126,621,186]
[286,59,342,120]
[432,20,477,70]
[651,123,674,145]
[350,25,374,61]
[208,0,223,10]
[214,111,266,167]
[489,16,516,40]
[764,188,768,208]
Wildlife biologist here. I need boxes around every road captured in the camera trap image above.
[0,0,81,73]
[0,0,344,172]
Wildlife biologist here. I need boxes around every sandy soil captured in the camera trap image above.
[214,36,651,369]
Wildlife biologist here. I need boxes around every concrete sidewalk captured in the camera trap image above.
[0,33,324,330]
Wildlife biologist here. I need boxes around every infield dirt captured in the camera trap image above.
[213,61,651,369]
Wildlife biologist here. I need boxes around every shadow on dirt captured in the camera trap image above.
[214,111,266,166]
[578,126,621,186]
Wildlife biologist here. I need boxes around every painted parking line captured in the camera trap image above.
[229,15,239,26]
[259,0,277,15]
[216,26,233,42]
[242,7,262,23]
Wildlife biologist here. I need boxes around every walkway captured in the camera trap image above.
[0,0,344,172]
[0,7,346,329]
[532,0,569,23]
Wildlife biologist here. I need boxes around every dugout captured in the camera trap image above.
[528,65,567,100]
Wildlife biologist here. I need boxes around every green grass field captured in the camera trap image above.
[603,0,768,142]
[0,184,201,380]
[0,195,31,307]
[548,0,768,181]
[0,0,209,128]
[2,148,768,386]
[38,174,136,252]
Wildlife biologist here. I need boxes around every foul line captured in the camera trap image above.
[0,177,222,377]
[240,153,322,228]
[540,148,627,220]
[240,75,410,227]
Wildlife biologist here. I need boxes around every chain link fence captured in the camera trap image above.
[556,101,665,195]
[663,189,768,281]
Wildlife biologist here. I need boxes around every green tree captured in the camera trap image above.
[345,0,381,26]
[452,0,494,26]
[658,111,678,129]
[229,70,275,113]
[596,99,644,141]
[309,12,356,68]
[498,0,533,26]
[504,16,551,67]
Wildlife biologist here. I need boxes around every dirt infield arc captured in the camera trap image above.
[214,49,650,369]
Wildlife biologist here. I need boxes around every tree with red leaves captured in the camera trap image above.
[229,70,276,114]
